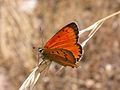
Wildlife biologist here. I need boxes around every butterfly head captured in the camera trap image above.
[38,47,44,53]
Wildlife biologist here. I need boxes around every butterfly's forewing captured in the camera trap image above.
[44,22,82,61]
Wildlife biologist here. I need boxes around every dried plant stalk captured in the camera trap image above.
[80,11,120,48]
[19,59,51,90]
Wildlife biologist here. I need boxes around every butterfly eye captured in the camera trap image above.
[38,48,43,53]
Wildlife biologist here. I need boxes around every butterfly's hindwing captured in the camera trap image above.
[42,48,77,67]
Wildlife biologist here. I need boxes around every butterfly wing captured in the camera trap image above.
[43,48,77,67]
[44,22,82,60]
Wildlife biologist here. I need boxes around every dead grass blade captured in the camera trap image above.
[79,11,120,48]
[19,60,51,90]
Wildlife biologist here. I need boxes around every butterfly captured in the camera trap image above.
[19,22,83,90]
[38,22,83,68]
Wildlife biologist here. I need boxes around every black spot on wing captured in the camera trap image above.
[62,50,68,61]
[59,49,67,60]
[57,35,60,38]
[51,51,54,54]
[56,51,60,54]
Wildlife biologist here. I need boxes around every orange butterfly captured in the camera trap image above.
[38,22,83,68]
[19,22,83,90]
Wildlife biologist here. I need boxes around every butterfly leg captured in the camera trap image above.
[55,66,65,75]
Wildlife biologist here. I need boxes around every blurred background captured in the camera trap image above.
[0,0,120,90]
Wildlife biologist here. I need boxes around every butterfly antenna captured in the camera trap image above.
[39,27,44,47]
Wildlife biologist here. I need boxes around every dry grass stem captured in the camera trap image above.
[19,60,51,90]
[80,11,120,48]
